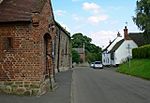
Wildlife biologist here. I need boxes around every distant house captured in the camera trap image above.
[102,32,122,66]
[102,26,148,66]
[73,47,85,63]
[0,0,71,95]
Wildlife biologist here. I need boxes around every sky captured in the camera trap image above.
[51,0,140,48]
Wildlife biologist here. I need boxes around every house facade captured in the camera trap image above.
[0,0,71,95]
[102,26,147,66]
[110,39,138,65]
[102,32,122,66]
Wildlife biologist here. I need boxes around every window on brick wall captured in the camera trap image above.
[4,37,13,50]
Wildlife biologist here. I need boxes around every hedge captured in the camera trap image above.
[132,44,150,59]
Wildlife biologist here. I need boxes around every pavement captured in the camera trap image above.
[0,70,73,103]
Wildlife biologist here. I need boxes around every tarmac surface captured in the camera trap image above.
[72,67,150,103]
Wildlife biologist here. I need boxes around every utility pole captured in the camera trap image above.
[127,44,131,68]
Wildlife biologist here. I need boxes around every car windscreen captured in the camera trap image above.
[95,61,101,64]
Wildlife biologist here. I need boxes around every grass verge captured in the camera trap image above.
[117,59,150,80]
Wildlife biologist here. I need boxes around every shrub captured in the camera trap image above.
[132,44,150,59]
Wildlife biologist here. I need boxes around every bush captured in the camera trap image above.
[132,44,150,59]
[72,49,80,64]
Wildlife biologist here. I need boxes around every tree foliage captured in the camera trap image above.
[133,0,150,39]
[72,33,92,48]
[72,49,80,63]
[72,33,102,63]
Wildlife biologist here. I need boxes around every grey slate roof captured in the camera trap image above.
[109,39,124,53]
[128,33,149,47]
[55,21,71,38]
[109,33,150,53]
[102,37,117,52]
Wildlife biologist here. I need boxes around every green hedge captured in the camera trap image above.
[132,44,150,59]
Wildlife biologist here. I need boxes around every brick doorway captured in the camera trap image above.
[44,33,52,80]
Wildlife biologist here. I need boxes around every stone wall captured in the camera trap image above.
[55,26,71,72]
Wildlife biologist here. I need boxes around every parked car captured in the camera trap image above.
[93,61,103,69]
[90,62,95,68]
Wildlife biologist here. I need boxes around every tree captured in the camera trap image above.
[133,0,150,39]
[72,49,80,64]
[71,33,102,63]
[72,33,92,48]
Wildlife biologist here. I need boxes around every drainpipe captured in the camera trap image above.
[57,28,61,72]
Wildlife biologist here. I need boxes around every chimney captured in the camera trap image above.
[0,0,3,4]
[109,40,112,44]
[117,32,122,37]
[124,26,128,40]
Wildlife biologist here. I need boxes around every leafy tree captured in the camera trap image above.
[133,0,150,40]
[72,33,92,48]
[71,33,102,63]
[72,49,80,63]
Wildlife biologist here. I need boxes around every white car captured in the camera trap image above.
[93,61,103,69]
[90,62,94,68]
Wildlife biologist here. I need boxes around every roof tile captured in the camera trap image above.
[0,0,47,22]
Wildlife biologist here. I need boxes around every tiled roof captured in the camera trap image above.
[109,39,124,53]
[55,21,71,38]
[129,33,149,47]
[0,0,47,22]
[102,37,118,52]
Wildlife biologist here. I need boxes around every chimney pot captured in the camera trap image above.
[124,26,129,40]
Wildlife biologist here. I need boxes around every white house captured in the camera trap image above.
[102,26,147,66]
[102,32,122,66]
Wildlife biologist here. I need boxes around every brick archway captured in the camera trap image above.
[43,33,52,80]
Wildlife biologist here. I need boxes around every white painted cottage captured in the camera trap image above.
[102,32,122,66]
[102,26,147,66]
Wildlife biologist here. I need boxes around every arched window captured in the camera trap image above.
[4,37,13,50]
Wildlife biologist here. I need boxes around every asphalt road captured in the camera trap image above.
[71,67,150,103]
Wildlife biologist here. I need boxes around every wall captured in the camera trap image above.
[114,40,138,65]
[0,0,55,95]
[54,26,71,72]
[102,51,111,66]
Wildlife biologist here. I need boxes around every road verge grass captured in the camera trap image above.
[117,59,150,80]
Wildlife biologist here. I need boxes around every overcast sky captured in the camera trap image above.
[52,0,140,48]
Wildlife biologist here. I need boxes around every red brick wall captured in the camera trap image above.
[0,0,55,95]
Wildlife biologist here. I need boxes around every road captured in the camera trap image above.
[71,67,150,103]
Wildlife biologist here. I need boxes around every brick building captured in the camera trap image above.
[73,48,85,63]
[0,0,71,95]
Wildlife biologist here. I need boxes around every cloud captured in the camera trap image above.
[72,14,83,21]
[88,15,108,24]
[90,31,122,47]
[55,10,66,16]
[82,2,108,24]
[83,2,101,14]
